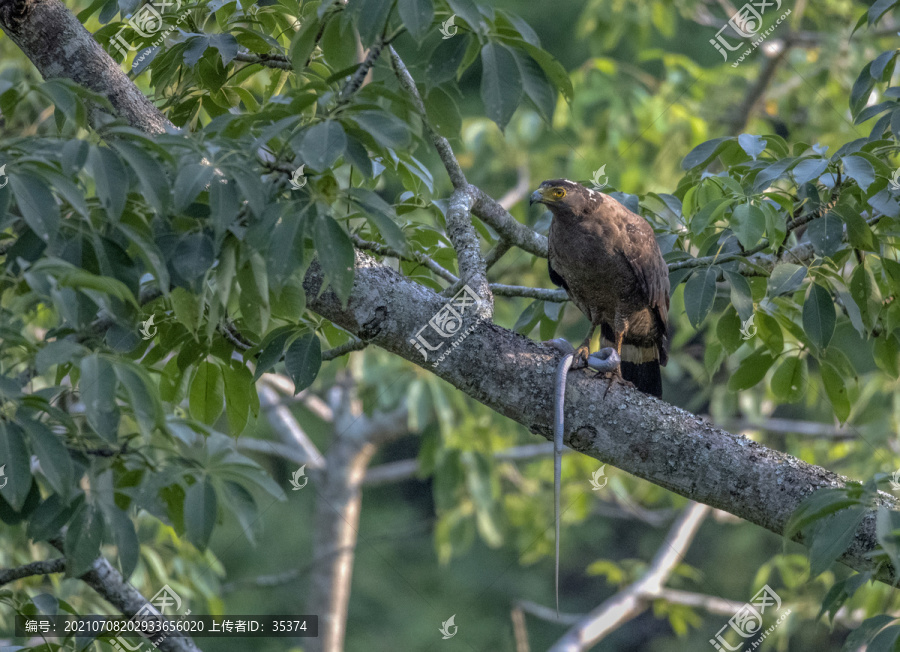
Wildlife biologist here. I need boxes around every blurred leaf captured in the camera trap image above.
[185,477,217,551]
[88,146,127,221]
[727,349,775,391]
[683,266,717,328]
[300,121,347,171]
[480,43,522,131]
[9,172,60,243]
[398,0,434,41]
[803,283,836,350]
[313,211,355,304]
[284,333,322,394]
[820,361,851,422]
[65,502,104,577]
[22,420,74,499]
[0,422,33,511]
[190,361,225,425]
[731,202,766,249]
[80,355,120,442]
[770,356,807,403]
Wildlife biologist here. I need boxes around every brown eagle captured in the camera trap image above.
[530,179,669,396]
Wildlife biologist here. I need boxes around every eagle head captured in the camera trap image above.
[530,179,595,216]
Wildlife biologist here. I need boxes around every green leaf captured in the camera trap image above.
[520,43,572,103]
[290,15,321,71]
[113,361,162,438]
[88,146,128,221]
[285,333,322,394]
[350,188,407,254]
[314,212,355,304]
[170,286,202,333]
[842,155,875,191]
[21,419,74,499]
[807,505,866,578]
[80,355,120,442]
[821,361,851,423]
[716,306,743,354]
[512,48,556,122]
[727,349,776,391]
[850,262,880,330]
[681,137,731,170]
[350,110,412,149]
[112,141,170,216]
[0,422,33,511]
[792,158,829,186]
[174,163,215,212]
[833,202,876,251]
[173,232,216,288]
[868,625,900,652]
[350,0,393,47]
[690,197,731,234]
[771,356,806,402]
[731,202,766,249]
[723,270,753,321]
[480,43,522,131]
[802,283,836,350]
[873,333,900,378]
[785,487,860,539]
[806,212,843,258]
[300,120,347,171]
[683,266,717,328]
[221,362,253,436]
[737,133,766,160]
[105,508,140,579]
[426,35,470,87]
[253,329,292,381]
[65,502,104,576]
[842,615,896,651]
[189,361,225,425]
[9,172,60,243]
[767,263,806,297]
[185,477,217,551]
[398,0,434,41]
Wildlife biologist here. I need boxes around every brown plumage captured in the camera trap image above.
[531,179,669,396]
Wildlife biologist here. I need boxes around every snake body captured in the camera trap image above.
[548,339,620,614]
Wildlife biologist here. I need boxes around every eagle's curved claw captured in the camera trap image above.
[587,347,620,374]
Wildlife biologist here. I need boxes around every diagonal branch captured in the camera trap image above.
[301,251,900,586]
[0,0,171,134]
[549,502,710,650]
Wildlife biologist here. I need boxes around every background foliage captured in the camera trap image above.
[2,0,900,649]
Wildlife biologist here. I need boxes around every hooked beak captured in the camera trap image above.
[529,189,545,206]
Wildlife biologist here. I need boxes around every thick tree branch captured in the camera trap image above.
[301,251,900,585]
[0,0,171,134]
[47,539,201,652]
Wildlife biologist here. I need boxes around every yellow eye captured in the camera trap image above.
[552,188,565,198]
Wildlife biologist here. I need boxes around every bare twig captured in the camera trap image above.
[338,37,385,104]
[350,233,459,284]
[491,284,568,302]
[234,51,292,70]
[323,338,368,361]
[0,558,67,587]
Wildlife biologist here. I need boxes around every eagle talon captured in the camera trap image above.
[572,345,591,369]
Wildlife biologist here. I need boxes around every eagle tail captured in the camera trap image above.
[600,330,663,397]
[620,359,662,397]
